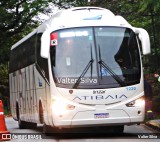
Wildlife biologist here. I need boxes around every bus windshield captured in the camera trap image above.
[50,27,141,89]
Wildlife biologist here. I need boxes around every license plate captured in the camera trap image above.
[94,113,109,118]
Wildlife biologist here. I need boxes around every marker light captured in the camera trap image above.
[126,96,145,107]
[60,31,88,38]
[51,99,75,116]
[50,32,58,46]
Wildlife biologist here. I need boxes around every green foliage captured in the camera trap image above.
[0,0,51,65]
[152,94,160,113]
[0,64,8,86]
[139,0,160,13]
[53,0,89,8]
[139,0,160,70]
[0,0,56,104]
[145,73,160,114]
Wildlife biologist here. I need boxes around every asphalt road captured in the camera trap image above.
[3,117,160,142]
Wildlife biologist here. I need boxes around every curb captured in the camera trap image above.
[145,120,160,132]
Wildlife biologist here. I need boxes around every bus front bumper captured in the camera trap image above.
[52,109,144,128]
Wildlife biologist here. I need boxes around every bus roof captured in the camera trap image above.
[37,7,131,32]
[11,7,132,50]
[11,29,37,50]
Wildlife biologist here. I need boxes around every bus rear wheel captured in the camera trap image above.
[17,103,37,129]
[18,119,28,129]
[27,122,37,129]
[16,103,27,129]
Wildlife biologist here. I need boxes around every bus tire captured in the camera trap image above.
[16,103,27,129]
[27,122,37,129]
[43,124,54,136]
[18,119,28,129]
[113,125,124,134]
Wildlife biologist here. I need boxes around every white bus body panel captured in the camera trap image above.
[9,64,51,124]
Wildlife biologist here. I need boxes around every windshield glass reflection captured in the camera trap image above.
[50,27,141,89]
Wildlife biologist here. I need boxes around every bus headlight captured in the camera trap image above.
[126,96,145,107]
[51,99,75,116]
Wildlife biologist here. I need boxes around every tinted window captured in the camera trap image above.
[9,34,36,72]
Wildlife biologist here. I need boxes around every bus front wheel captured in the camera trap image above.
[113,125,124,134]
[39,101,44,124]
[43,124,55,136]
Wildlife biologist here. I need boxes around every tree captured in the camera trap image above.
[0,0,51,64]
[0,0,90,65]
[0,0,87,103]
[89,0,160,72]
[0,0,53,93]
[0,0,58,104]
[139,0,160,71]
[139,0,160,13]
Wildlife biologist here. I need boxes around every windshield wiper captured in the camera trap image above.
[98,45,125,87]
[73,45,94,89]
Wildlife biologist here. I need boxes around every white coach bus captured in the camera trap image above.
[9,7,150,134]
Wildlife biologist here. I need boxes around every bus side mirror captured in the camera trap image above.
[135,28,151,55]
[41,30,50,58]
